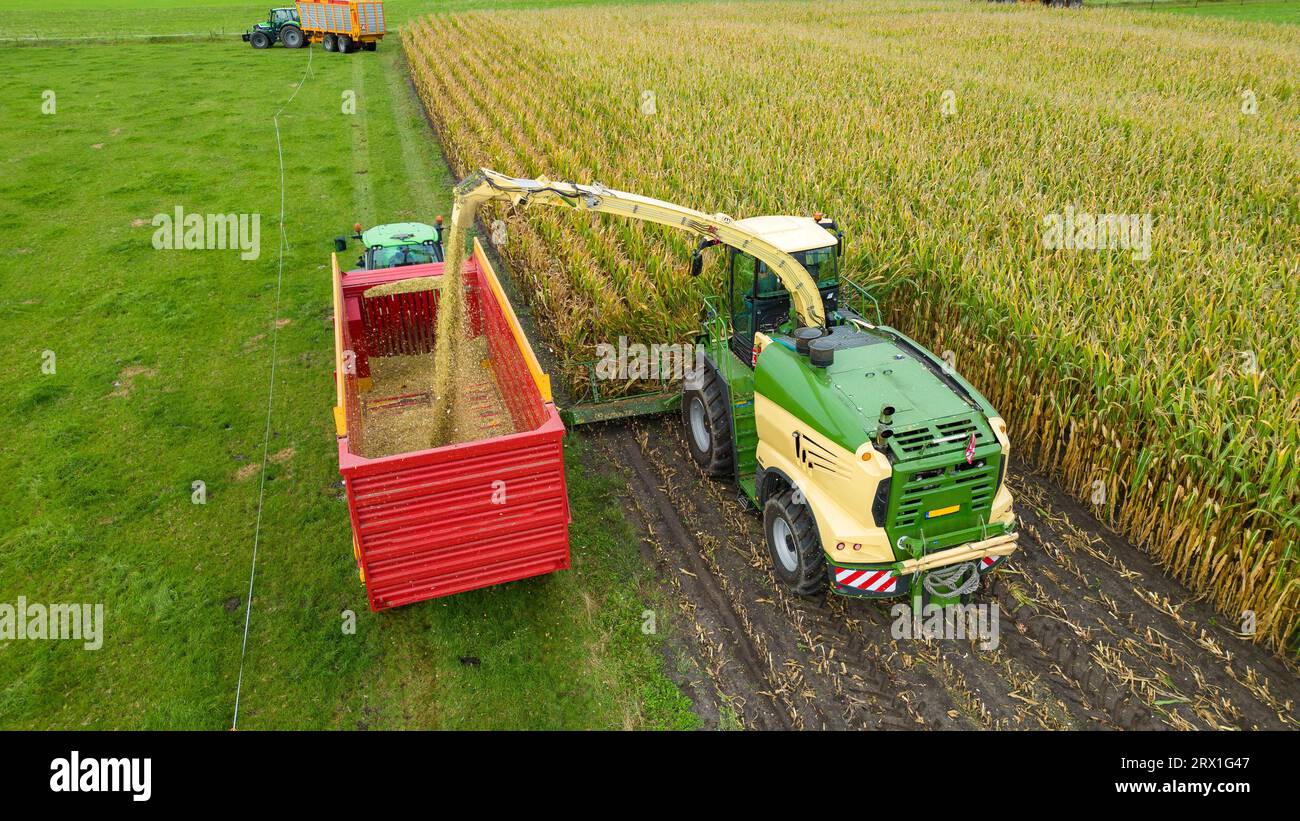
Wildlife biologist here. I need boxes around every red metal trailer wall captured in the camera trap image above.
[332,242,569,610]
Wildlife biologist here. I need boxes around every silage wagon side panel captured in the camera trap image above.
[332,240,569,611]
[296,0,385,38]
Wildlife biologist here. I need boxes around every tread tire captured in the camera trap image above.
[764,489,827,596]
[682,363,734,478]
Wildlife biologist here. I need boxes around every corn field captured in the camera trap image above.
[405,0,1300,652]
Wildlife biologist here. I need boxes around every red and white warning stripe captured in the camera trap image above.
[835,567,898,593]
[980,555,999,570]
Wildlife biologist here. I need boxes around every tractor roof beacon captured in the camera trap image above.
[448,168,1019,608]
[334,219,445,272]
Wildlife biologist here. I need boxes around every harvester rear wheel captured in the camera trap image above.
[280,25,304,48]
[337,35,353,53]
[683,364,733,478]
[764,490,827,596]
[249,30,271,49]
[323,33,337,51]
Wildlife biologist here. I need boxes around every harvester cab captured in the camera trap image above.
[693,215,846,363]
[447,168,1018,608]
[242,7,304,49]
[334,219,444,271]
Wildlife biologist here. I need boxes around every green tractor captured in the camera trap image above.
[242,7,306,50]
[334,220,445,272]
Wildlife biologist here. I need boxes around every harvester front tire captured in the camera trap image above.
[683,364,733,479]
[323,33,337,51]
[249,31,271,49]
[764,490,827,597]
[337,35,353,53]
[281,26,304,48]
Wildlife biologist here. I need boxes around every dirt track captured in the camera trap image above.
[587,417,1299,731]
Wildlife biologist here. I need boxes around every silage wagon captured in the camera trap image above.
[244,1,385,52]
[331,238,570,611]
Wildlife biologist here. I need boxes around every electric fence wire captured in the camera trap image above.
[231,42,314,730]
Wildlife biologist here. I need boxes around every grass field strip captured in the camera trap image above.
[0,33,229,45]
[231,43,315,731]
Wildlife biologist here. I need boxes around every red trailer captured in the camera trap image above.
[331,238,570,610]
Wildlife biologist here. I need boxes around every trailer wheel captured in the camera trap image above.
[337,35,353,53]
[249,30,271,49]
[364,41,377,52]
[764,489,827,596]
[682,363,733,478]
[323,33,337,51]
[280,25,304,48]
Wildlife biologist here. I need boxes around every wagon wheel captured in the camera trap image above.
[323,33,337,52]
[337,35,353,54]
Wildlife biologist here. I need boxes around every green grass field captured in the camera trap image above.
[0,22,698,728]
[1045,0,1298,24]
[0,0,695,39]
[1158,0,1300,23]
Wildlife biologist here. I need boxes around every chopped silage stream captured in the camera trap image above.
[356,228,516,459]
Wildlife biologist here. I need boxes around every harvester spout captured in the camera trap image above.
[448,167,829,329]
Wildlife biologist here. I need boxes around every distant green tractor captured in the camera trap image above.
[334,220,445,271]
[242,7,305,50]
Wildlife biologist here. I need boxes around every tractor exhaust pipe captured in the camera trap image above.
[879,404,895,426]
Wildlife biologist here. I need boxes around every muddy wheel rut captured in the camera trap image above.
[581,416,1298,731]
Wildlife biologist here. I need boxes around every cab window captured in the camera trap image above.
[800,246,838,287]
[754,245,838,296]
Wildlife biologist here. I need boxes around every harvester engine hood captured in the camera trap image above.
[756,325,1008,559]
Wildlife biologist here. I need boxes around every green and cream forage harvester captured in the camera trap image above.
[448,169,1020,607]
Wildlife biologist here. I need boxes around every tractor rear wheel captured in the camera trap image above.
[280,26,304,48]
[682,363,733,478]
[323,33,337,51]
[249,30,271,49]
[337,35,353,53]
[764,489,827,596]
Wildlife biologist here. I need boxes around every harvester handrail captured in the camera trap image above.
[838,277,883,325]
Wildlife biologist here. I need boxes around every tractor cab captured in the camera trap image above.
[334,220,445,272]
[269,7,299,27]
